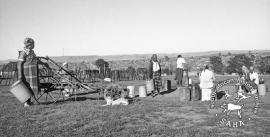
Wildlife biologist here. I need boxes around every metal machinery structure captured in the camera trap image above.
[36,56,95,103]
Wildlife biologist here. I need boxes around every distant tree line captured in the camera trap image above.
[210,54,270,74]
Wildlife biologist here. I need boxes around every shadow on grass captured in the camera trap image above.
[39,96,105,105]
[73,90,101,96]
[160,88,177,95]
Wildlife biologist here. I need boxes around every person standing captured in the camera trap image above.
[241,66,250,81]
[249,67,259,85]
[175,55,186,86]
[148,54,162,97]
[199,65,215,101]
[18,37,39,107]
[249,66,259,94]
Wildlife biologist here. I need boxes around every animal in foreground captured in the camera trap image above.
[102,97,128,106]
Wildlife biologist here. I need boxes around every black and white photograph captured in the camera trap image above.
[0,0,270,136]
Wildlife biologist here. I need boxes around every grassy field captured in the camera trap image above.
[1,75,270,137]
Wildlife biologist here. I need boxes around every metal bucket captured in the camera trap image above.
[127,86,135,98]
[258,84,266,96]
[10,80,32,103]
[146,79,154,92]
[139,86,147,97]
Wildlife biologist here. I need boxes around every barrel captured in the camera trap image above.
[266,83,270,92]
[258,84,266,96]
[191,84,201,101]
[163,80,171,91]
[201,88,212,101]
[139,86,147,97]
[177,87,191,101]
[10,80,32,103]
[127,86,135,98]
[146,79,154,92]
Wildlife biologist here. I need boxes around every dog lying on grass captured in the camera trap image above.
[102,97,128,106]
[102,83,129,106]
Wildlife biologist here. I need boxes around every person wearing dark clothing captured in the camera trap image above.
[175,55,186,86]
[18,37,39,107]
[148,54,162,97]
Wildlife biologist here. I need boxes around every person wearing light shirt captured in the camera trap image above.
[199,65,215,101]
[249,67,259,85]
[175,55,186,86]
[249,66,259,94]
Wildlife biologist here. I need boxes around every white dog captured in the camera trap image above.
[102,96,129,106]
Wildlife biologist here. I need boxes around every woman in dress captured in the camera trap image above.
[18,37,39,107]
[148,54,162,97]
[199,65,215,101]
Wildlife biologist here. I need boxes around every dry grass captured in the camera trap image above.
[1,75,270,137]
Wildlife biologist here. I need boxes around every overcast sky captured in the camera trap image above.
[0,0,269,60]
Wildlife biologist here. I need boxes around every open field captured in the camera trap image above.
[1,75,270,137]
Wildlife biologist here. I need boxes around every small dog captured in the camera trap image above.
[102,96,128,106]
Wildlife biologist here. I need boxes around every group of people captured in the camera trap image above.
[148,54,186,97]
[241,66,259,85]
[16,37,260,107]
[16,38,188,105]
[198,64,260,101]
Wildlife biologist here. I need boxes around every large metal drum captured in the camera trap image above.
[191,84,201,101]
[177,87,191,101]
[127,86,135,98]
[10,80,33,103]
[146,79,154,92]
[139,86,147,97]
[258,84,266,96]
[163,80,171,91]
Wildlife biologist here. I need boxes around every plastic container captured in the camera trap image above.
[127,86,135,98]
[258,84,266,96]
[146,79,154,92]
[10,80,32,103]
[139,86,147,97]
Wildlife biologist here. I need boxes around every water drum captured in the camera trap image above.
[146,79,154,92]
[258,84,266,96]
[139,86,147,97]
[163,80,171,91]
[267,83,270,92]
[177,87,191,101]
[191,84,201,101]
[10,80,33,103]
[127,86,135,98]
[201,88,212,101]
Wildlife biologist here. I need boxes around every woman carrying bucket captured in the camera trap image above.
[148,54,162,97]
[17,37,39,107]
